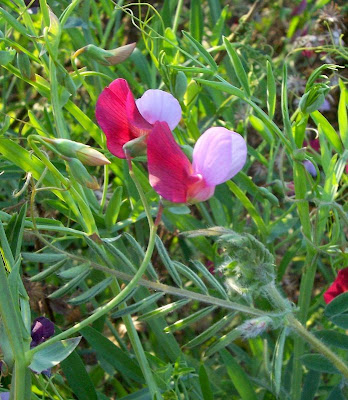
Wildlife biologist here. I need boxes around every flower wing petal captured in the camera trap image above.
[136,90,182,130]
[96,79,151,158]
[147,122,193,203]
[192,127,247,186]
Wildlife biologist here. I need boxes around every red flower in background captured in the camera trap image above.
[323,267,348,304]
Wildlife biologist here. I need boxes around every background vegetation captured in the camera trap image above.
[0,0,347,399]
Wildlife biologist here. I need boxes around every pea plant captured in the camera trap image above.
[0,1,347,399]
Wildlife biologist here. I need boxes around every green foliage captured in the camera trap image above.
[0,1,347,399]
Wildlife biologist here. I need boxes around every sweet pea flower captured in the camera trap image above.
[147,122,247,203]
[95,79,181,158]
[324,267,348,304]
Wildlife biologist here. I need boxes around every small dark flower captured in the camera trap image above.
[324,267,348,304]
[31,317,55,348]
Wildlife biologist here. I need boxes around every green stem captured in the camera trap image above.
[266,284,348,384]
[30,225,272,319]
[112,278,162,399]
[49,58,69,139]
[288,314,348,379]
[291,161,317,399]
[127,159,154,229]
[0,249,29,399]
[100,163,109,210]
[172,0,184,32]
[13,361,30,400]
[28,223,157,355]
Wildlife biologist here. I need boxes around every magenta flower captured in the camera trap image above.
[324,267,348,304]
[147,122,247,203]
[95,79,181,158]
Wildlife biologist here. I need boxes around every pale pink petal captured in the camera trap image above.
[95,79,151,158]
[147,122,195,203]
[192,127,247,186]
[187,178,215,203]
[136,90,182,130]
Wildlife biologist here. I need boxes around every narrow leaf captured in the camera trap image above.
[220,349,257,400]
[29,337,81,373]
[223,37,250,97]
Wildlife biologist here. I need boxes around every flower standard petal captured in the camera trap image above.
[95,79,151,158]
[192,127,247,186]
[147,122,195,203]
[136,90,182,130]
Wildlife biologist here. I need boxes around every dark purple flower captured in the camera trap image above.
[31,317,55,348]
[291,0,307,16]
[303,160,317,178]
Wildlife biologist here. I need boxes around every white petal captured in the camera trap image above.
[136,89,182,130]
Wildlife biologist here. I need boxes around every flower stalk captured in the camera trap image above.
[266,284,348,380]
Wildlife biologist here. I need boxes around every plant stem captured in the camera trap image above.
[0,243,29,399]
[287,314,348,379]
[28,223,157,357]
[266,284,348,381]
[291,161,318,399]
[172,0,184,32]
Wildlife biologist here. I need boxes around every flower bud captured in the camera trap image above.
[73,43,136,66]
[42,138,110,166]
[299,84,330,114]
[123,135,147,158]
[293,148,307,161]
[238,316,272,338]
[67,158,99,190]
[303,160,317,177]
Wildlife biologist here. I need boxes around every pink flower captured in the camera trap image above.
[147,122,247,203]
[324,267,348,304]
[95,79,181,158]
